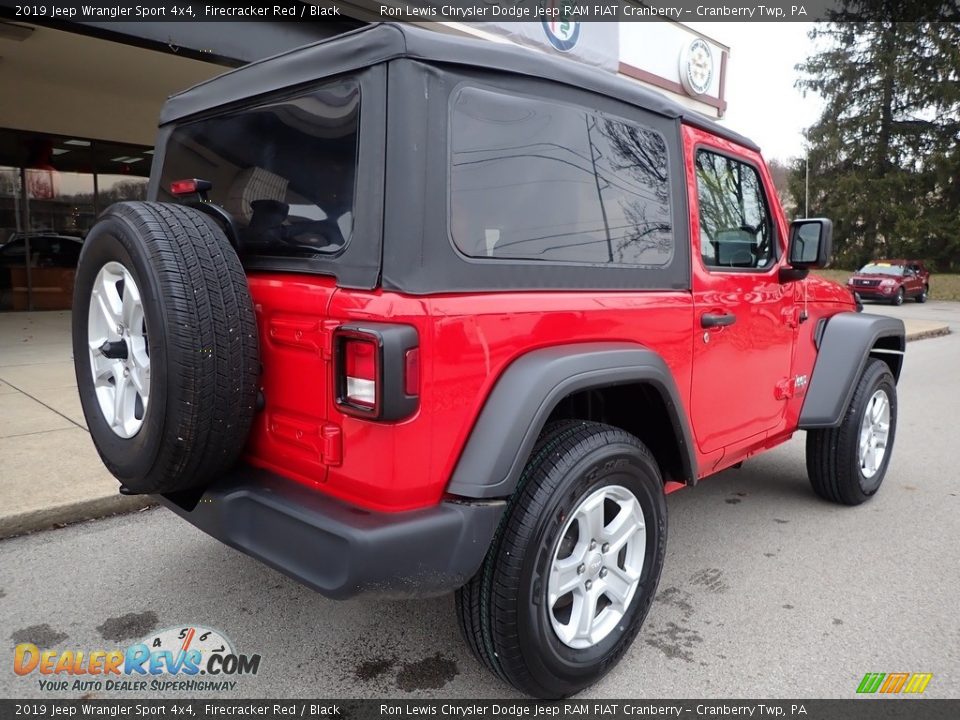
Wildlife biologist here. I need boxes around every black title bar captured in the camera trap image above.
[2,0,960,23]
[2,700,960,720]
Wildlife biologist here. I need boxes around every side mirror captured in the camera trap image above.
[788,218,833,268]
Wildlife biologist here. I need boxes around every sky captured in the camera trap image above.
[687,22,826,163]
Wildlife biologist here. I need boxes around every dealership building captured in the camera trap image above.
[0,2,729,312]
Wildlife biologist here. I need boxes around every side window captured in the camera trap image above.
[27,238,54,266]
[450,87,674,267]
[0,240,26,260]
[695,149,775,270]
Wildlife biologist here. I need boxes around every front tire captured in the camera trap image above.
[806,359,897,505]
[893,288,905,305]
[455,421,667,697]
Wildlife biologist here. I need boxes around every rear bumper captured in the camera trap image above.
[159,466,505,599]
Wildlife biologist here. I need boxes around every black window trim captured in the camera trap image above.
[445,80,678,271]
[692,143,782,276]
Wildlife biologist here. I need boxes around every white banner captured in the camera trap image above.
[474,19,620,72]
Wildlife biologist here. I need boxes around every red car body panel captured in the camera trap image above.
[237,124,855,514]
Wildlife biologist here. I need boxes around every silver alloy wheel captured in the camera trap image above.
[87,261,150,439]
[547,484,646,649]
[858,389,890,479]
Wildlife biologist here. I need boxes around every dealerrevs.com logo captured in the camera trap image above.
[14,626,261,692]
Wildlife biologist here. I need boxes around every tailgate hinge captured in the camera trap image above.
[320,320,341,361]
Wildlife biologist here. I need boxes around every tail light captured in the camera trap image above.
[169,178,212,200]
[344,339,377,408]
[334,324,419,421]
[404,347,420,396]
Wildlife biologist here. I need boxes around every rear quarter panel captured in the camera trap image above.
[322,289,695,511]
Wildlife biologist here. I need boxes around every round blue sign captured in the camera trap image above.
[541,19,581,53]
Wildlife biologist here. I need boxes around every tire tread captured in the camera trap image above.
[79,201,259,493]
[806,359,896,505]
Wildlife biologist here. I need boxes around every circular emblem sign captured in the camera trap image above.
[679,38,714,97]
[541,18,581,53]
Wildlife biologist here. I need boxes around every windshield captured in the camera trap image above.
[858,263,904,276]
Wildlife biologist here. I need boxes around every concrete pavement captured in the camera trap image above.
[862,299,959,339]
[1,330,958,699]
[0,303,953,540]
[0,312,151,539]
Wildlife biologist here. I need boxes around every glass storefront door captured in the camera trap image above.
[0,166,26,312]
[0,129,152,312]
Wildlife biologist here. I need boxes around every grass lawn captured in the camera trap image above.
[815,269,960,302]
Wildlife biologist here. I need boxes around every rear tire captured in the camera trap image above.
[805,359,897,506]
[916,285,928,303]
[455,420,667,697]
[72,202,259,494]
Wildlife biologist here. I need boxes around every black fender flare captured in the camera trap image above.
[799,312,905,429]
[445,343,697,499]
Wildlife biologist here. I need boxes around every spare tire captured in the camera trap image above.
[72,202,259,494]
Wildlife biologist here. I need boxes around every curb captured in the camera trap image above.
[905,326,951,342]
[0,494,155,541]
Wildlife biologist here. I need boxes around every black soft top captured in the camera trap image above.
[160,22,759,152]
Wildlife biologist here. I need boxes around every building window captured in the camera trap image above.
[450,87,674,267]
[0,129,152,312]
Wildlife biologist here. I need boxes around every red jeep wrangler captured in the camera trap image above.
[71,25,906,698]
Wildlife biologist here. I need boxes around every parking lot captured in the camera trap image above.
[1,304,958,699]
[862,298,960,328]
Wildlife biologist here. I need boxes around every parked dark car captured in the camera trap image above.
[0,233,83,310]
[847,260,930,305]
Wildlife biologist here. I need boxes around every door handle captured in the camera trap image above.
[701,312,737,328]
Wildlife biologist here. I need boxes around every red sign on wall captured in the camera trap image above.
[25,167,60,200]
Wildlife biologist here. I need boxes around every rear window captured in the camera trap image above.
[159,78,359,259]
[449,87,674,267]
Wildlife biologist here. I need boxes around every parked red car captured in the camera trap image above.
[848,260,930,304]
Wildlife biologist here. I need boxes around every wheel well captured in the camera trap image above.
[546,383,689,485]
[869,336,904,382]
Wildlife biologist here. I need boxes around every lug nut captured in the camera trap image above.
[602,542,610,553]
[599,568,608,578]
[589,540,597,550]
[577,563,585,575]
[585,579,593,590]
